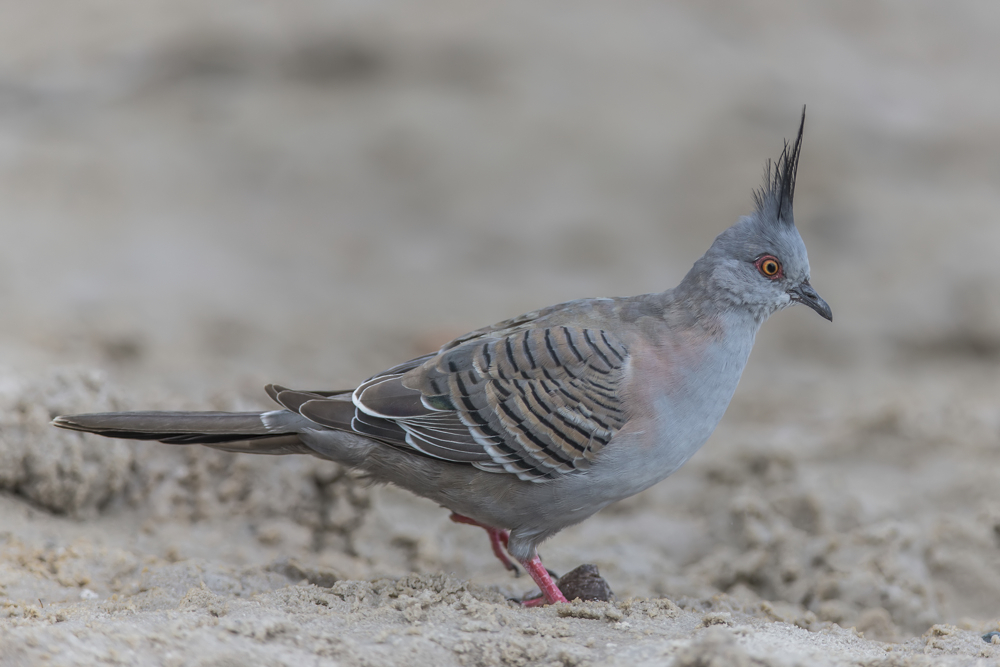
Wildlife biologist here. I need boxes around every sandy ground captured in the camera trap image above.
[3,1,1000,665]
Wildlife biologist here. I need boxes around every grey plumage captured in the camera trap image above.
[52,108,830,605]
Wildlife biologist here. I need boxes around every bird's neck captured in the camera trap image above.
[672,254,771,334]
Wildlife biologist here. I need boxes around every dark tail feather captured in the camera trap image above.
[52,411,313,455]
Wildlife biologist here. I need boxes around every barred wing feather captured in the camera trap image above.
[347,326,630,482]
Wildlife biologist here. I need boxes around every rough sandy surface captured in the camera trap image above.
[3,2,1000,665]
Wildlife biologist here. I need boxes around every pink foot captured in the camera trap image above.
[521,554,569,605]
[449,513,520,575]
[449,513,568,605]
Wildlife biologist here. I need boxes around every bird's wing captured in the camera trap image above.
[293,327,630,482]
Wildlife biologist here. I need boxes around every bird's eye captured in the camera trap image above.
[755,255,782,279]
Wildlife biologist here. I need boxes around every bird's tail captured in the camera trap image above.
[51,410,312,455]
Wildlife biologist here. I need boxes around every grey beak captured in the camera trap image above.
[789,281,832,321]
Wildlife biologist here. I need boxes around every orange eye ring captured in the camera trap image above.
[755,255,783,279]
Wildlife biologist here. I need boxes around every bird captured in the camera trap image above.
[53,109,831,606]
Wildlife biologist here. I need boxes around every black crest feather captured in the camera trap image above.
[753,106,805,225]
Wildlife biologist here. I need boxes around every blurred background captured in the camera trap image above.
[1,0,999,641]
[4,0,999,389]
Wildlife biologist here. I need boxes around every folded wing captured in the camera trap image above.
[285,327,630,483]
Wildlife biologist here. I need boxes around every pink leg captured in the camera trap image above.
[521,555,569,605]
[449,513,568,605]
[449,513,519,574]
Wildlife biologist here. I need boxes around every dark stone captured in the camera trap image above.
[556,564,615,602]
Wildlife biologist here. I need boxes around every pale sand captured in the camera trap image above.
[2,2,1000,665]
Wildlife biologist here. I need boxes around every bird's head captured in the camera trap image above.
[697,108,832,323]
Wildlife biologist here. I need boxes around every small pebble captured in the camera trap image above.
[556,564,615,602]
[981,631,1000,644]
